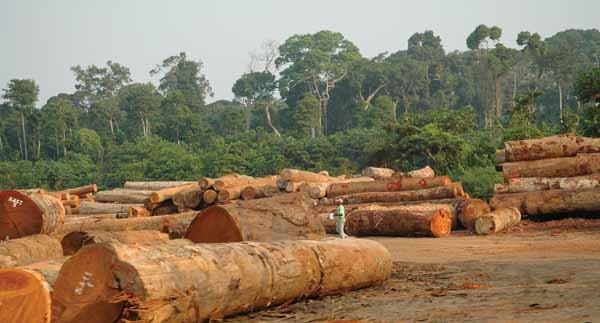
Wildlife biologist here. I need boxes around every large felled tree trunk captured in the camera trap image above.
[51,238,391,322]
[345,204,453,237]
[475,207,521,235]
[57,211,198,239]
[321,185,460,205]
[61,230,169,256]
[217,176,278,202]
[172,187,204,210]
[0,268,51,323]
[503,134,600,161]
[490,188,600,216]
[495,175,600,194]
[502,154,600,180]
[0,191,65,240]
[78,201,141,215]
[150,184,197,204]
[392,166,436,179]
[361,167,395,179]
[19,257,67,287]
[94,189,153,203]
[186,192,324,243]
[123,181,196,191]
[326,176,451,198]
[279,169,335,183]
[60,184,97,197]
[0,234,63,267]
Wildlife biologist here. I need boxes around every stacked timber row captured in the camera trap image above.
[491,134,600,223]
[317,167,490,237]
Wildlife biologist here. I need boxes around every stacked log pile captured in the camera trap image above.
[491,134,600,218]
[316,167,490,237]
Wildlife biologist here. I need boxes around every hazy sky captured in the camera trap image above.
[1,0,598,106]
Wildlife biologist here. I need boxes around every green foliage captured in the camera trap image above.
[453,166,503,201]
[70,128,103,162]
[575,67,600,104]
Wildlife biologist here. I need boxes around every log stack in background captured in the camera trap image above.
[491,134,600,217]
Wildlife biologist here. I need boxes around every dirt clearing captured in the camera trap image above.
[226,218,600,322]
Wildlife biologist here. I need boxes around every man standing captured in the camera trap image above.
[335,199,347,239]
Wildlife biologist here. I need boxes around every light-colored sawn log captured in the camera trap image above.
[51,238,391,322]
[475,207,521,235]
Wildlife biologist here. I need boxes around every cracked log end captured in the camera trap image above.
[185,206,243,243]
[0,268,51,323]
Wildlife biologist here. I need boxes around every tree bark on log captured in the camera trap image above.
[490,188,600,215]
[321,185,459,205]
[61,184,97,197]
[150,184,197,204]
[0,268,51,323]
[124,181,196,191]
[496,150,506,165]
[361,167,396,179]
[241,185,267,200]
[495,175,600,194]
[0,191,65,240]
[286,181,306,192]
[502,154,600,179]
[186,192,324,243]
[52,238,391,322]
[345,204,453,237]
[94,189,153,204]
[455,199,491,231]
[217,176,278,202]
[504,134,600,162]
[474,207,521,235]
[0,234,63,267]
[263,185,281,197]
[279,169,335,183]
[57,211,198,239]
[78,201,141,215]
[172,187,204,210]
[326,176,451,198]
[61,230,169,256]
[392,166,436,179]
[213,174,255,191]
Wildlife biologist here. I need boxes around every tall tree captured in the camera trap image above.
[2,79,39,160]
[150,52,212,111]
[277,30,361,136]
[575,67,600,105]
[118,83,161,138]
[71,61,131,136]
[232,71,280,136]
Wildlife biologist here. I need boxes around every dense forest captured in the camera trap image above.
[1,26,600,199]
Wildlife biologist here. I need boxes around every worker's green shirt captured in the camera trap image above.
[337,205,345,218]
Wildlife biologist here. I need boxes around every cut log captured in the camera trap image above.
[202,189,218,204]
[61,184,98,197]
[280,169,334,183]
[128,206,151,218]
[474,207,521,235]
[504,134,600,162]
[392,166,436,178]
[502,154,600,179]
[172,187,204,210]
[63,213,120,223]
[0,234,63,267]
[78,201,141,215]
[124,181,196,191]
[326,176,451,198]
[217,176,278,202]
[495,174,600,194]
[455,199,491,231]
[490,188,600,216]
[299,182,329,198]
[94,189,153,204]
[186,192,324,243]
[276,177,288,190]
[213,174,255,191]
[62,195,79,208]
[451,182,466,197]
[319,213,338,234]
[322,185,459,205]
[57,211,198,238]
[52,238,391,322]
[345,204,453,237]
[61,230,169,256]
[0,191,65,240]
[241,185,267,200]
[84,193,94,203]
[0,268,51,323]
[361,167,395,179]
[150,183,197,204]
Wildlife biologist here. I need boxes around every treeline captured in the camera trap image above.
[1,26,599,200]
